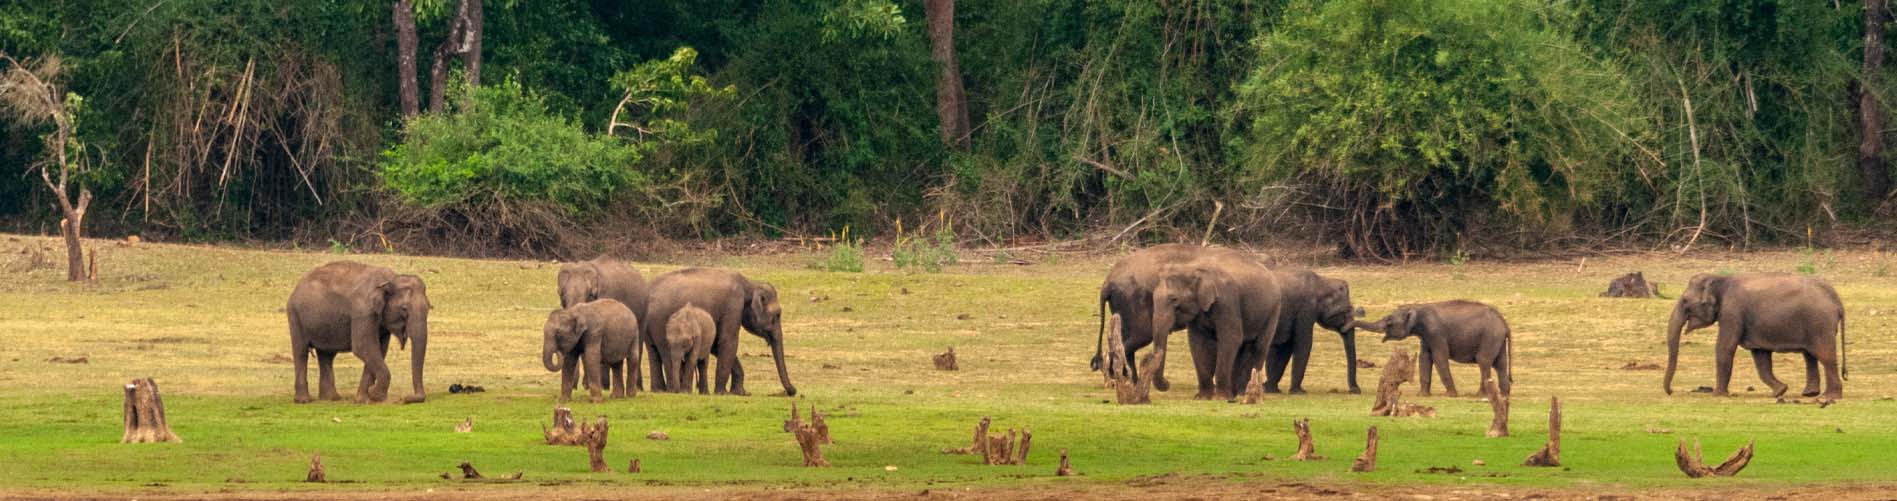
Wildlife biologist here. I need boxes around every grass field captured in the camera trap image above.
[2,234,1895,498]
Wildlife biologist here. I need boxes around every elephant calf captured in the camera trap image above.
[543,299,641,403]
[664,304,716,394]
[1356,300,1512,397]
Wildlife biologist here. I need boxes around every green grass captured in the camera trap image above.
[2,235,1895,495]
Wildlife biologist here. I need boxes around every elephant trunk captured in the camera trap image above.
[1664,302,1686,395]
[1350,319,1383,334]
[1340,327,1360,392]
[404,307,428,403]
[543,334,563,373]
[1148,306,1174,385]
[769,332,796,396]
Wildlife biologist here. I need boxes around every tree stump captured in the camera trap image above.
[1056,449,1074,476]
[305,453,325,483]
[934,347,958,371]
[580,415,611,472]
[794,419,830,467]
[1102,314,1130,389]
[1350,426,1379,472]
[458,461,484,479]
[983,429,1016,465]
[1485,380,1509,438]
[1675,438,1754,478]
[1601,271,1661,298]
[1015,428,1032,465]
[811,407,832,444]
[783,402,802,432]
[943,416,990,455]
[1290,418,1323,461]
[454,416,473,433]
[1242,368,1266,404]
[1369,348,1415,417]
[1523,397,1561,467]
[121,378,181,443]
[543,406,583,445]
[1112,353,1157,404]
[628,458,642,473]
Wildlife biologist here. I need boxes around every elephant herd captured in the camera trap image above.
[1091,244,1851,403]
[284,258,794,405]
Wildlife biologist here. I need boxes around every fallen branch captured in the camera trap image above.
[1290,418,1322,461]
[1676,438,1755,478]
[121,378,181,443]
[1350,426,1379,472]
[1486,380,1509,438]
[1523,397,1561,467]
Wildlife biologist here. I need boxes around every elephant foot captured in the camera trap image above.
[1264,385,1282,394]
[319,393,343,401]
[1822,391,1842,401]
[1802,389,1821,398]
[401,394,426,404]
[1192,391,1215,401]
[1348,387,1362,395]
[1288,388,1307,395]
[1445,390,1459,398]
[1153,377,1171,392]
[1768,384,1790,398]
[294,394,314,404]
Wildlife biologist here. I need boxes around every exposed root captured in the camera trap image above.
[581,416,611,472]
[1112,353,1157,404]
[1676,438,1755,478]
[543,406,583,445]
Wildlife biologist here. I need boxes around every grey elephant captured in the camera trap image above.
[1355,300,1512,397]
[643,268,795,396]
[1092,244,1223,391]
[664,304,716,393]
[1665,272,1846,399]
[1258,269,1364,394]
[1150,250,1285,401]
[286,261,430,404]
[557,256,649,391]
[543,298,640,402]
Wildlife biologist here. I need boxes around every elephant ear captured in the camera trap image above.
[1192,267,1220,314]
[1687,274,1724,311]
[584,265,603,302]
[1395,308,1419,338]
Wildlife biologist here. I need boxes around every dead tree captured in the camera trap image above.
[1243,368,1266,404]
[121,378,180,443]
[793,419,830,467]
[1676,438,1755,478]
[1056,449,1074,476]
[580,416,611,472]
[543,406,583,445]
[944,416,991,454]
[1523,397,1561,467]
[934,347,959,370]
[1112,353,1157,404]
[1290,418,1322,461]
[1369,348,1416,417]
[1486,380,1509,438]
[1102,314,1130,389]
[0,52,92,282]
[1350,426,1379,472]
[305,453,325,483]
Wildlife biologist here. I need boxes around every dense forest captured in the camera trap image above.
[3,0,1894,260]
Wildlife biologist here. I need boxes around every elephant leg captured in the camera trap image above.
[646,338,667,393]
[316,350,342,401]
[353,335,392,403]
[609,362,627,399]
[1262,343,1288,393]
[292,342,313,404]
[1818,350,1844,401]
[1432,349,1457,397]
[1288,330,1313,394]
[1801,352,1822,397]
[1711,324,1741,396]
[1186,326,1217,400]
[1750,349,1789,397]
[558,358,578,402]
[1417,345,1433,396]
[1213,334,1244,401]
[729,357,750,396]
[584,351,605,403]
[695,358,710,394]
[1478,363,1493,398]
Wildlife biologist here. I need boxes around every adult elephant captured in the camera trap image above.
[287,261,430,404]
[643,268,795,396]
[1092,244,1210,391]
[1150,251,1284,401]
[1664,273,1847,399]
[557,256,648,391]
[1258,269,1363,394]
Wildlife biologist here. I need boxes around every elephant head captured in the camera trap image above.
[1313,276,1359,335]
[1665,274,1727,395]
[1150,263,1221,379]
[1354,307,1418,341]
[740,282,796,396]
[377,274,430,403]
[557,263,602,309]
[542,308,584,373]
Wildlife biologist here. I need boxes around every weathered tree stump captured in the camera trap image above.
[1675,438,1754,478]
[1350,426,1379,472]
[811,407,832,444]
[454,416,473,433]
[1056,448,1074,476]
[1485,380,1509,438]
[580,416,611,472]
[934,347,959,371]
[784,402,802,432]
[1523,397,1561,467]
[457,461,484,479]
[1600,271,1661,298]
[121,378,181,443]
[943,416,991,455]
[982,428,1023,465]
[1369,348,1416,417]
[627,458,642,473]
[1015,428,1032,465]
[794,419,830,467]
[542,406,583,445]
[1102,314,1130,389]
[1243,368,1266,404]
[1290,418,1323,461]
[1112,353,1157,404]
[305,453,325,483]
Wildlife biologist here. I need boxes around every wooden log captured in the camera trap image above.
[1485,380,1509,438]
[1015,428,1032,465]
[1523,396,1561,467]
[934,347,959,371]
[1676,438,1755,478]
[305,453,325,483]
[1243,368,1266,404]
[1056,448,1074,476]
[543,406,583,445]
[1350,426,1379,472]
[1369,348,1415,417]
[1290,418,1323,461]
[121,378,181,443]
[582,416,611,472]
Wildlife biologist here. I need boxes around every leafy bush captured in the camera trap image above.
[380,79,642,214]
[892,216,958,273]
[816,226,865,273]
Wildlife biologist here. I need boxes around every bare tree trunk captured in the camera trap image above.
[427,0,479,113]
[1523,396,1562,467]
[393,0,420,117]
[1350,426,1378,472]
[1863,0,1893,203]
[1290,418,1322,461]
[924,0,971,150]
[461,0,482,87]
[121,378,181,443]
[1485,379,1509,438]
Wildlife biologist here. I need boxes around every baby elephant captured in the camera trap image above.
[664,304,717,394]
[542,299,641,403]
[1356,300,1513,397]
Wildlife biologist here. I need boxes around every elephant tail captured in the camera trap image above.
[1091,289,1108,372]
[1504,322,1515,384]
[1840,308,1848,381]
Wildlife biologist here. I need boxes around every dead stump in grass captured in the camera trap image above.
[1675,438,1754,478]
[1522,397,1561,467]
[543,406,584,445]
[794,422,830,467]
[1290,418,1323,461]
[811,407,832,444]
[458,461,484,479]
[934,347,959,371]
[1601,271,1662,298]
[1111,353,1157,405]
[627,458,642,473]
[1243,368,1266,404]
[1485,380,1509,438]
[1369,348,1416,417]
[1350,426,1379,472]
[945,417,1031,465]
[305,453,325,483]
[1056,449,1075,476]
[984,429,1016,465]
[1101,314,1131,389]
[580,416,611,472]
[121,378,181,443]
[944,416,991,455]
[784,402,802,432]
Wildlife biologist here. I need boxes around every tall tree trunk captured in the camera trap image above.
[1862,0,1893,204]
[428,0,481,113]
[462,0,482,87]
[925,0,971,150]
[393,0,420,118]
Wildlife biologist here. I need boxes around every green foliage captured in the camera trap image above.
[380,79,642,214]
[327,238,351,254]
[821,0,907,42]
[607,47,735,149]
[892,218,957,273]
[815,227,865,273]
